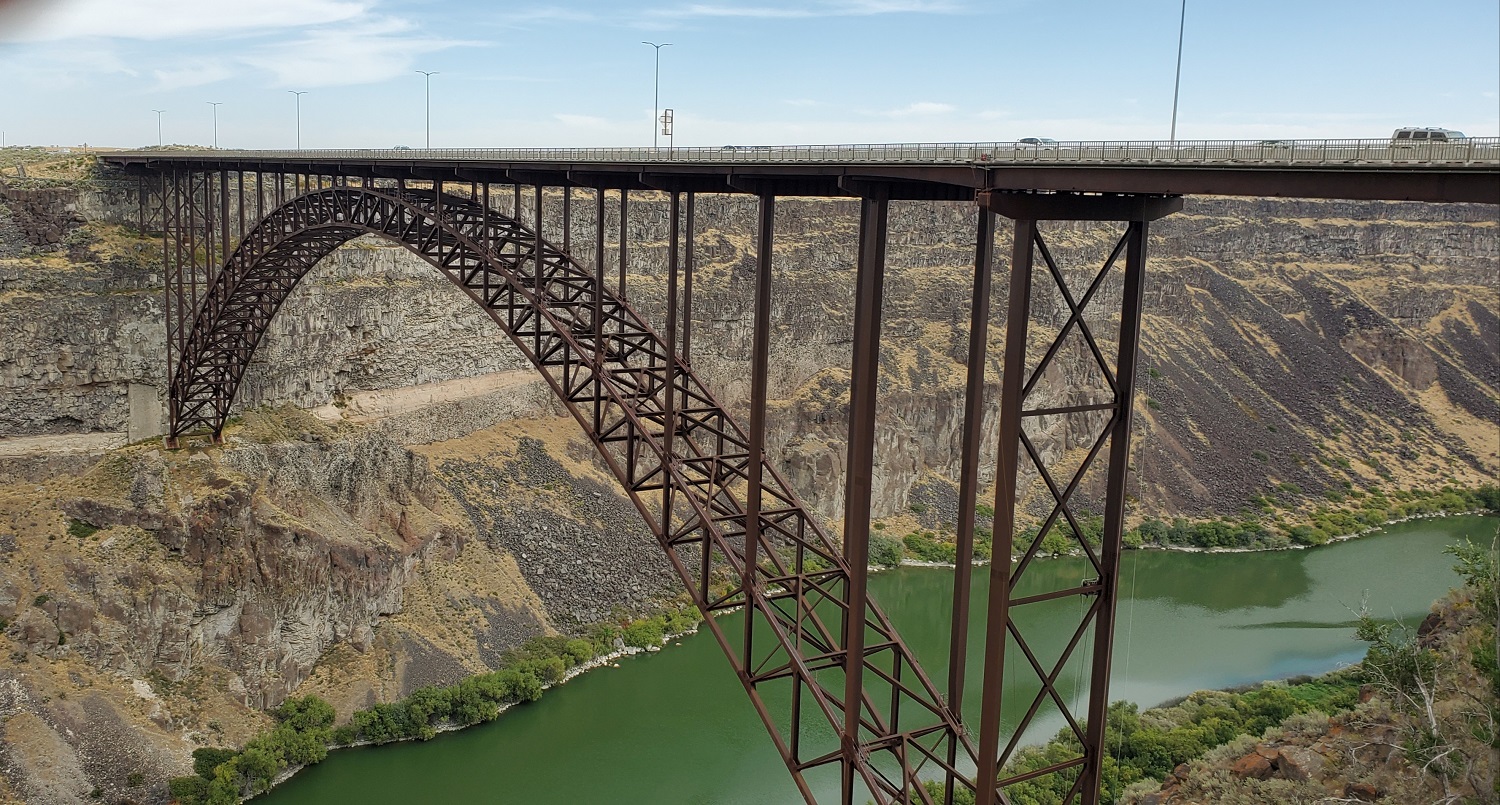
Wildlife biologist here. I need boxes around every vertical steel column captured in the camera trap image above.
[744,190,774,668]
[534,184,545,360]
[618,189,629,300]
[946,207,994,804]
[1079,220,1148,805]
[682,192,695,365]
[976,218,1037,805]
[481,183,492,300]
[236,171,245,250]
[563,185,572,255]
[841,189,888,805]
[162,169,179,447]
[534,184,544,245]
[663,191,681,523]
[594,187,607,431]
[188,172,203,345]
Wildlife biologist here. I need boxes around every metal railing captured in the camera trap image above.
[109,137,1500,167]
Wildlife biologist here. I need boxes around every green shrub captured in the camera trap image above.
[622,617,665,649]
[168,775,211,804]
[902,532,956,563]
[869,533,904,568]
[66,519,99,539]
[564,638,595,665]
[191,747,237,780]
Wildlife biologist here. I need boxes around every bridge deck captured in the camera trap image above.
[103,137,1500,204]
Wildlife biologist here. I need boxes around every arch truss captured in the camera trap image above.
[134,163,1179,805]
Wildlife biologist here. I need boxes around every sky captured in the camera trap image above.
[0,0,1496,150]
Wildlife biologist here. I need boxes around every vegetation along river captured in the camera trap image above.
[261,514,1495,804]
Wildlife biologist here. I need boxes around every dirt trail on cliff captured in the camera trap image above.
[0,432,123,457]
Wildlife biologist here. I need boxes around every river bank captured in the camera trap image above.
[258,513,1495,805]
[260,624,705,795]
[892,506,1497,570]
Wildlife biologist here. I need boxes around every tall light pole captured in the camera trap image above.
[152,110,165,147]
[641,42,671,148]
[1168,0,1187,143]
[288,90,307,149]
[207,101,223,149]
[416,70,439,149]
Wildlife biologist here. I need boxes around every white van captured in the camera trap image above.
[1391,127,1466,144]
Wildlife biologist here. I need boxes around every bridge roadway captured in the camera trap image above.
[103,136,1500,203]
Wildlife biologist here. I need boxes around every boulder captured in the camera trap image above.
[1230,749,1275,780]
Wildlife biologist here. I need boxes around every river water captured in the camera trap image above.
[261,514,1496,804]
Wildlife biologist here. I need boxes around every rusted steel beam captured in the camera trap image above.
[682,192,695,365]
[841,187,888,804]
[744,189,773,683]
[979,190,1183,221]
[945,206,993,805]
[664,191,681,527]
[976,216,1036,805]
[618,189,629,300]
[562,185,571,254]
[1079,221,1148,805]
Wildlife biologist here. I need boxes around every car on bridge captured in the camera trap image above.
[1391,127,1466,144]
[1017,137,1059,146]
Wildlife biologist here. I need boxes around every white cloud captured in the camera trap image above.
[152,59,235,91]
[555,113,611,128]
[239,17,473,88]
[648,0,959,20]
[885,101,955,116]
[0,41,138,86]
[0,0,370,42]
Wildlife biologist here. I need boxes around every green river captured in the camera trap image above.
[262,514,1496,804]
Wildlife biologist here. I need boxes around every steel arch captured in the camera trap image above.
[168,184,976,804]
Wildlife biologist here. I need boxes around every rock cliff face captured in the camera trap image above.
[0,169,1494,801]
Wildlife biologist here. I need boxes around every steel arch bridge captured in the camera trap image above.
[105,144,1498,805]
[169,179,981,803]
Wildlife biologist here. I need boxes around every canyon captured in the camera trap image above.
[0,159,1493,802]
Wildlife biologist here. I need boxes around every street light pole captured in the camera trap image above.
[1169,0,1187,143]
[416,71,439,149]
[152,110,165,147]
[207,102,223,149]
[288,91,307,149]
[641,42,672,148]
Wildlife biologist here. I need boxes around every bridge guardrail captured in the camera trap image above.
[108,137,1500,167]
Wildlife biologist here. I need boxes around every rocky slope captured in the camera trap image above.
[1124,579,1497,805]
[0,161,1493,802]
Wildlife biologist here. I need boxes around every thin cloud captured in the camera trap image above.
[555,113,611,128]
[240,18,475,88]
[152,59,235,91]
[885,101,956,116]
[1,43,138,87]
[650,0,959,20]
[0,0,370,42]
